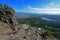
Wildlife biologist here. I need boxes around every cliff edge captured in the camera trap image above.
[0,4,58,40]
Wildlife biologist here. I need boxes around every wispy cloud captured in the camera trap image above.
[45,1,60,8]
[26,2,60,14]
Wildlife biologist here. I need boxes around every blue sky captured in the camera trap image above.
[0,0,60,14]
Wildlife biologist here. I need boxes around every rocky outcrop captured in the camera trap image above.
[0,4,19,34]
[0,4,59,40]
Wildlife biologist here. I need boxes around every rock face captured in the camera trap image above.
[0,4,19,33]
[0,4,58,40]
[0,4,13,33]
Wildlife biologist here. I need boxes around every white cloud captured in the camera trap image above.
[45,1,60,8]
[24,1,60,14]
[26,4,60,14]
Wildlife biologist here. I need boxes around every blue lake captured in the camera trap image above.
[41,17,56,21]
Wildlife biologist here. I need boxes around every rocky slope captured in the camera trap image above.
[0,4,59,40]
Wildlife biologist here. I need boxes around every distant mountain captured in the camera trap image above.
[15,12,60,21]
